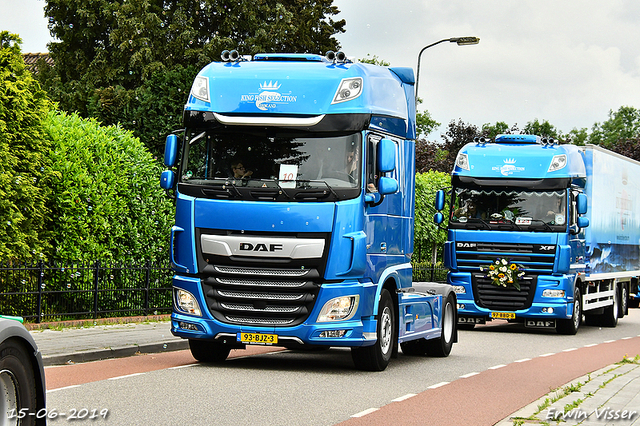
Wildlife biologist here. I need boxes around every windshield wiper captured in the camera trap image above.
[295,180,339,200]
[464,218,492,230]
[527,219,554,232]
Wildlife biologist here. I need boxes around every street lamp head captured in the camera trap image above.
[451,37,480,46]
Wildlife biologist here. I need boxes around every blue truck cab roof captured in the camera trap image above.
[183,53,416,139]
[453,134,586,181]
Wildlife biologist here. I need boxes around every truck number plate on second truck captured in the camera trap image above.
[237,332,278,345]
[490,312,516,320]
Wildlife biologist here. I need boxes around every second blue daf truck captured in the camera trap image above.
[435,135,640,334]
[160,51,457,371]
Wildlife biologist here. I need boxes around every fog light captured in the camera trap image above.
[175,289,202,316]
[453,285,466,294]
[541,307,555,313]
[542,289,565,298]
[317,295,359,322]
[319,330,347,338]
[178,321,201,331]
[457,304,465,310]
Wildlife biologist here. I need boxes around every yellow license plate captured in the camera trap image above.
[237,332,278,345]
[491,311,516,320]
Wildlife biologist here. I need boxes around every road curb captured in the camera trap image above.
[495,360,640,425]
[42,339,190,366]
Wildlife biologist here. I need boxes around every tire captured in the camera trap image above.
[557,286,582,335]
[0,339,37,426]
[425,293,456,357]
[189,339,231,363]
[601,282,619,327]
[619,284,628,318]
[351,289,395,371]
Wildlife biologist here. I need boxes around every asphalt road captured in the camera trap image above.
[44,309,640,426]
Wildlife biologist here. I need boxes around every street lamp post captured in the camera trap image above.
[415,37,480,107]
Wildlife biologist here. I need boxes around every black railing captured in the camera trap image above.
[0,261,173,323]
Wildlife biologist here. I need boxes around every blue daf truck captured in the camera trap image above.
[434,135,640,334]
[160,51,457,370]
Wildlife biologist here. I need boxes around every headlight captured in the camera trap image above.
[455,152,470,170]
[175,289,202,316]
[317,295,359,322]
[331,77,363,104]
[453,285,466,294]
[191,76,210,103]
[542,289,565,298]
[548,154,567,172]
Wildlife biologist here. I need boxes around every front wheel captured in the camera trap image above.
[425,293,456,357]
[351,289,395,371]
[1,339,38,426]
[189,339,231,363]
[557,286,582,335]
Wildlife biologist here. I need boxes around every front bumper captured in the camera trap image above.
[170,274,380,348]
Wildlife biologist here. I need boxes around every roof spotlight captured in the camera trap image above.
[325,51,336,61]
[335,51,346,63]
[221,50,230,62]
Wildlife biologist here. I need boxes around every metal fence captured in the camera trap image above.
[0,261,173,323]
[0,259,449,323]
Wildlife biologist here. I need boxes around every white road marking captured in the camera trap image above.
[428,381,450,389]
[351,408,379,417]
[107,372,144,381]
[47,385,80,393]
[392,394,417,402]
[460,372,479,378]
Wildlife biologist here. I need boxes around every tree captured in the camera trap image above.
[0,32,54,261]
[44,111,174,264]
[416,119,480,173]
[40,0,346,156]
[481,121,519,139]
[589,106,640,148]
[523,119,560,139]
[358,54,389,66]
[416,109,440,139]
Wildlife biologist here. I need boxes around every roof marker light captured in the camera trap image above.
[331,77,363,104]
[495,134,539,144]
[190,76,210,102]
[455,152,470,170]
[548,154,567,172]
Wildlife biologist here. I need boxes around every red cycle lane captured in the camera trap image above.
[339,337,640,426]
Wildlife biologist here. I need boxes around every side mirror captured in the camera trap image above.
[377,138,396,173]
[434,212,444,224]
[435,190,445,211]
[378,176,398,195]
[164,134,179,167]
[576,193,587,215]
[577,216,589,229]
[160,170,176,190]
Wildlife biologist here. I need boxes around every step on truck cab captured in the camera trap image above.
[435,135,640,334]
[160,51,457,371]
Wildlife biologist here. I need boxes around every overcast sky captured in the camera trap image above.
[3,0,640,137]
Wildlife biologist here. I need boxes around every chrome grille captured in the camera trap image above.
[225,316,296,325]
[216,278,307,288]
[217,290,304,301]
[220,303,300,313]
[214,265,310,277]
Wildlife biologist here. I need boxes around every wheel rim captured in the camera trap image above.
[0,369,19,426]
[380,306,392,355]
[443,301,454,343]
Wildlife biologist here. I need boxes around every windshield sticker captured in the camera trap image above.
[492,158,525,176]
[279,164,298,188]
[240,81,298,111]
[515,217,532,225]
[555,214,565,225]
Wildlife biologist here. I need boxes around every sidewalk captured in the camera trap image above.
[496,356,640,426]
[29,320,189,366]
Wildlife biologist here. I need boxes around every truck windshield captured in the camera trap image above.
[179,129,362,202]
[450,188,567,231]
